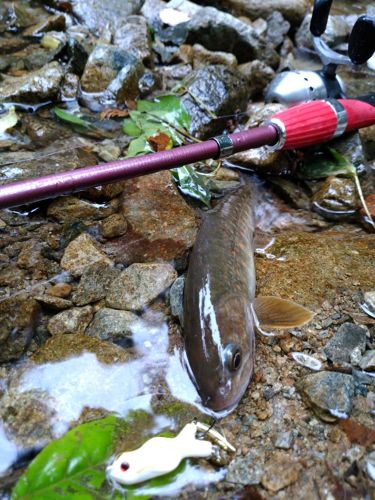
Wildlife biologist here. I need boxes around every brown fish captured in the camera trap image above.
[183,184,313,414]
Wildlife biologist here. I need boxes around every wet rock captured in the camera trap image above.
[47,283,72,299]
[16,239,45,271]
[35,295,73,311]
[261,452,302,493]
[22,14,66,36]
[256,232,375,308]
[225,449,264,485]
[182,65,249,138]
[31,333,133,364]
[359,350,375,371]
[103,56,144,104]
[114,16,153,66]
[237,60,275,98]
[312,176,358,219]
[296,371,355,422]
[0,390,55,449]
[170,275,185,326]
[181,44,238,70]
[47,306,93,335]
[202,0,309,25]
[0,143,98,185]
[0,61,64,103]
[323,323,367,364]
[71,0,143,34]
[267,12,290,48]
[138,71,161,96]
[100,213,128,239]
[166,0,278,65]
[72,262,120,306]
[86,308,139,341]
[365,451,375,481]
[0,295,40,362]
[81,45,140,93]
[0,37,29,55]
[106,263,177,311]
[61,233,113,277]
[23,115,72,147]
[105,171,197,264]
[47,196,115,223]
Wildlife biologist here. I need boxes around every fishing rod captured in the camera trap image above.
[0,95,375,210]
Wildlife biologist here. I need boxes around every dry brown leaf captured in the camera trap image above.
[339,419,375,447]
[125,99,137,110]
[100,108,129,120]
[147,132,173,152]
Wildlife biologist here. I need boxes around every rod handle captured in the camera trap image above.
[268,98,375,150]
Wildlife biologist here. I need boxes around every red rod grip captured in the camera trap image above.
[270,99,375,150]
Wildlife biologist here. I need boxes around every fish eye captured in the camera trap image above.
[120,462,130,472]
[224,343,242,372]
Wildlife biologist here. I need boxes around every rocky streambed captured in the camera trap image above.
[0,0,375,498]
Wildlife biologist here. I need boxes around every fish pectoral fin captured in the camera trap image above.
[253,296,314,329]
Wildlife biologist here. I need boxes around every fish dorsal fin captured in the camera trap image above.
[253,296,314,329]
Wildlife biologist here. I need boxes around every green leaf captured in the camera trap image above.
[53,108,91,129]
[299,147,356,180]
[137,95,190,130]
[123,118,142,137]
[126,135,153,158]
[172,166,212,206]
[11,416,119,499]
[0,106,18,134]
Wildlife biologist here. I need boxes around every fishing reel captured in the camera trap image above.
[265,0,375,104]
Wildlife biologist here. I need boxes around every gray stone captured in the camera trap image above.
[0,296,40,362]
[47,306,93,335]
[295,13,351,51]
[114,16,153,65]
[71,0,143,34]
[261,452,302,493]
[296,371,355,422]
[274,431,293,449]
[226,449,264,485]
[359,350,375,371]
[170,275,185,326]
[267,12,290,47]
[106,263,177,311]
[72,262,121,306]
[182,65,250,138]
[86,308,139,341]
[237,60,275,98]
[323,323,367,364]
[0,62,64,103]
[61,233,113,277]
[35,295,73,311]
[188,44,238,70]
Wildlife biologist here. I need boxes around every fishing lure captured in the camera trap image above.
[107,421,235,486]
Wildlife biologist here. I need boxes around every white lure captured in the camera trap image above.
[107,421,235,486]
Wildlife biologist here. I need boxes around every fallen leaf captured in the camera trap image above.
[125,99,137,110]
[339,419,375,447]
[148,132,173,152]
[361,193,375,217]
[100,108,129,120]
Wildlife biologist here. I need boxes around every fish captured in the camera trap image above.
[183,183,313,414]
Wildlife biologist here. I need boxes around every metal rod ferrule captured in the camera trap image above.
[212,134,234,157]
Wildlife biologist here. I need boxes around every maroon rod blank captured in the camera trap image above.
[0,125,278,209]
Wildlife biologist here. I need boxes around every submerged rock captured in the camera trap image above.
[256,232,375,308]
[0,61,64,103]
[0,296,40,362]
[86,308,139,341]
[47,306,93,335]
[72,262,120,306]
[237,60,275,98]
[105,171,197,265]
[61,233,113,277]
[47,196,115,223]
[182,65,249,138]
[312,176,358,219]
[100,213,128,239]
[296,371,355,422]
[323,323,367,364]
[106,262,177,311]
[170,275,185,326]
